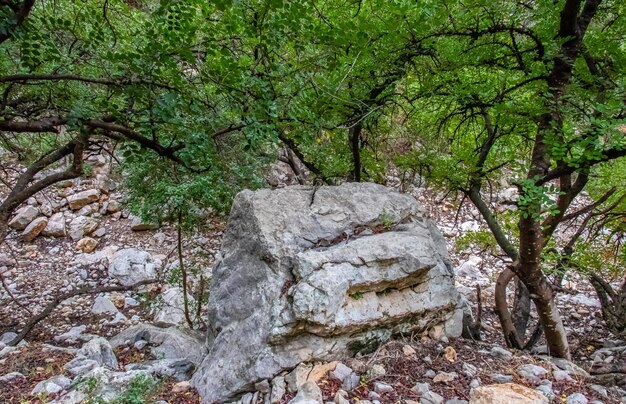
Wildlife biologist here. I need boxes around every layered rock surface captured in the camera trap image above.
[191,183,463,402]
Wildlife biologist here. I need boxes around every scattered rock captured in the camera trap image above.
[403,344,416,356]
[54,325,87,342]
[77,337,119,369]
[68,216,99,241]
[566,393,588,404]
[22,216,47,241]
[0,372,25,383]
[489,373,513,384]
[91,296,119,315]
[154,287,194,327]
[76,237,98,253]
[67,189,100,210]
[470,383,549,403]
[433,371,457,384]
[130,215,159,231]
[536,380,555,401]
[412,382,430,395]
[373,381,393,394]
[490,346,513,360]
[108,248,161,286]
[9,206,39,229]
[110,324,207,365]
[517,364,548,384]
[422,391,445,404]
[444,346,457,362]
[270,376,286,404]
[42,212,66,237]
[288,381,322,404]
[31,375,71,396]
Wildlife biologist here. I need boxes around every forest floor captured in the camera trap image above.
[0,164,624,403]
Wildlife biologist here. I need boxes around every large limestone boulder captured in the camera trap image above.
[191,183,463,402]
[108,248,161,286]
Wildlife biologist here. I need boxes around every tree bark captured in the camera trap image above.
[495,267,523,348]
[349,122,362,182]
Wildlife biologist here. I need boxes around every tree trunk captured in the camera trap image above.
[590,274,626,336]
[495,268,523,348]
[518,210,570,358]
[349,122,362,182]
[530,279,570,358]
[512,278,531,338]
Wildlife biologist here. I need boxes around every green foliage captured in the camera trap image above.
[111,374,160,404]
[456,230,499,255]
[349,291,364,300]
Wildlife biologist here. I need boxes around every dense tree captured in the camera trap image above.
[398,0,625,358]
[1,0,625,358]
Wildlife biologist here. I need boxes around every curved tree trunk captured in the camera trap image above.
[495,267,523,348]
[590,274,626,336]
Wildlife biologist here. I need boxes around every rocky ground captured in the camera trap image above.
[0,156,624,403]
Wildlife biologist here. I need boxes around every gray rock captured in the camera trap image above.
[373,382,393,394]
[9,206,39,229]
[412,382,430,395]
[22,216,47,241]
[445,399,468,404]
[590,384,608,398]
[490,346,513,360]
[54,325,87,342]
[553,369,575,383]
[422,391,445,404]
[31,375,71,396]
[566,393,588,404]
[125,359,195,381]
[255,379,270,393]
[125,297,139,307]
[130,215,159,231]
[541,356,590,378]
[342,373,360,391]
[108,248,161,286]
[134,340,148,350]
[91,297,119,315]
[67,189,100,210]
[0,332,17,344]
[0,371,25,382]
[68,216,99,241]
[154,287,194,327]
[110,324,206,365]
[64,356,100,376]
[288,381,323,404]
[77,337,118,369]
[462,362,478,377]
[191,183,463,402]
[42,212,67,237]
[536,380,555,401]
[330,363,354,383]
[517,364,548,384]
[270,376,286,404]
[490,373,513,383]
